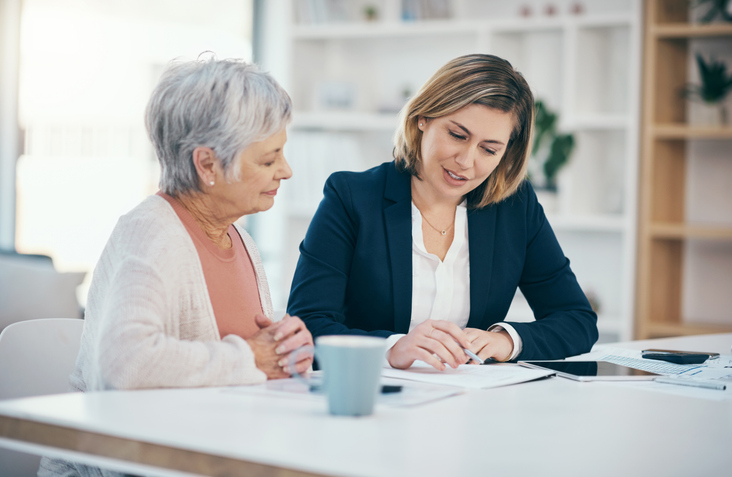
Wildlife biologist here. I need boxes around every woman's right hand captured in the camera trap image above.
[387,319,470,371]
[245,314,314,379]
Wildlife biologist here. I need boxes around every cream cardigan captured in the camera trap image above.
[41,196,271,477]
[71,194,271,392]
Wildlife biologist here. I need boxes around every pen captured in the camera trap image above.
[463,348,484,364]
[654,377,727,391]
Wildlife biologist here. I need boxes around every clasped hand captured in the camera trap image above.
[245,314,314,379]
[387,320,514,370]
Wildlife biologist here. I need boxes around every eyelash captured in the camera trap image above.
[448,131,466,141]
[448,130,497,156]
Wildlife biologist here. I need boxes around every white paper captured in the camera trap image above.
[381,361,554,389]
[223,375,463,407]
[594,346,732,381]
[377,378,464,407]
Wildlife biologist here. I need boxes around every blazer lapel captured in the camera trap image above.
[383,164,413,334]
[466,206,497,329]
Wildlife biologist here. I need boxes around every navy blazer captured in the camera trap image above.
[287,161,598,360]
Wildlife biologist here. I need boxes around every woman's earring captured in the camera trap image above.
[209,181,215,186]
[419,122,423,127]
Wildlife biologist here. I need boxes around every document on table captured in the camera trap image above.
[224,375,463,407]
[593,347,732,381]
[381,361,555,389]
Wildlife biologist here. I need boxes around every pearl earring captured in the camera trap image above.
[209,181,215,186]
[419,123,423,127]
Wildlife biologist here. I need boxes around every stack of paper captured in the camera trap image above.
[593,347,732,381]
[381,361,554,389]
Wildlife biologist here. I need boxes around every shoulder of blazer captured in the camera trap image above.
[505,179,535,208]
[469,179,535,218]
[501,180,541,227]
[326,161,410,204]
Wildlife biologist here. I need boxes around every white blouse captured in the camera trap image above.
[409,201,471,330]
[384,201,523,365]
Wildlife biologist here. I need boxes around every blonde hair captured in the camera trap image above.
[393,54,534,209]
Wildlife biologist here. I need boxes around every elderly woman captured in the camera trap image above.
[40,58,313,476]
[287,54,598,370]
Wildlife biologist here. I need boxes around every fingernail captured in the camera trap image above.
[278,358,287,367]
[273,333,283,341]
[275,345,285,354]
[283,366,290,374]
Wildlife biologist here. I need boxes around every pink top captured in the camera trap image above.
[158,191,263,340]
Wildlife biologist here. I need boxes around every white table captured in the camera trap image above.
[1,334,730,477]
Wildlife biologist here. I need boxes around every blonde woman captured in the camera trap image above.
[287,54,597,370]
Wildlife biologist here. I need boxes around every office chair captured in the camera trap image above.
[0,318,84,476]
[0,253,85,332]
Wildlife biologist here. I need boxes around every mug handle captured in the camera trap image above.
[287,345,317,389]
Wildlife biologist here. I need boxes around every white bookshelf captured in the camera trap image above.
[258,0,643,342]
[291,111,397,130]
[290,13,635,39]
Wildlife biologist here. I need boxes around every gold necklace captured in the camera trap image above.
[420,213,454,236]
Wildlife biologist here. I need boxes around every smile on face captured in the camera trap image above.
[416,104,514,205]
[216,128,292,217]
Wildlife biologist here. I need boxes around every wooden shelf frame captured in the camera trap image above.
[636,0,732,340]
[653,124,732,138]
[650,223,732,240]
[653,23,732,38]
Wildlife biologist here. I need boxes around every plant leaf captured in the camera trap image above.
[532,100,557,156]
[543,134,575,189]
[693,53,732,103]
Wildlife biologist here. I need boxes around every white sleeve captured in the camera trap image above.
[487,323,523,361]
[383,333,406,367]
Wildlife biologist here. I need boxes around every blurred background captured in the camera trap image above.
[1,0,731,344]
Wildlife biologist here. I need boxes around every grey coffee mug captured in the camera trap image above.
[290,335,386,416]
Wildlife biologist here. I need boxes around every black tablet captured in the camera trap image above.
[518,360,660,381]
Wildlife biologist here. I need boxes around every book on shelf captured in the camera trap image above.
[402,0,453,21]
[294,0,349,25]
[294,0,454,25]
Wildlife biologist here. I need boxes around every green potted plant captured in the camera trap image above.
[363,5,378,22]
[683,53,732,125]
[692,0,732,23]
[529,100,575,193]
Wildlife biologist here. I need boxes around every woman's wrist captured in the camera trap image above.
[492,330,513,362]
[487,323,522,361]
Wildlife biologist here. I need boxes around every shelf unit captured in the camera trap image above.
[636,0,732,339]
[259,0,642,342]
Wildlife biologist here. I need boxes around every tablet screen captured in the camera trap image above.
[521,361,659,378]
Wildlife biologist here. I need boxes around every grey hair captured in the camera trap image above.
[145,56,292,196]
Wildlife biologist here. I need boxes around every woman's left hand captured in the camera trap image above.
[247,314,314,379]
[464,328,513,363]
